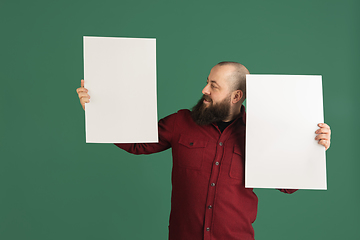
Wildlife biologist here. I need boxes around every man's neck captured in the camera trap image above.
[222,104,242,122]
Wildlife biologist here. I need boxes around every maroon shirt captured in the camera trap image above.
[114,105,297,240]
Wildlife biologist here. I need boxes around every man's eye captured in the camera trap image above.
[211,84,216,88]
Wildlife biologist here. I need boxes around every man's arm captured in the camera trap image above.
[114,113,176,154]
[278,189,298,194]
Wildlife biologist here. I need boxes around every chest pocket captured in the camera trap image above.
[229,145,245,181]
[177,134,208,170]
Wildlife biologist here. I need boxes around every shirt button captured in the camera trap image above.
[208,205,212,209]
[215,162,219,165]
[189,142,193,146]
[211,183,215,186]
[219,142,223,146]
[206,227,210,231]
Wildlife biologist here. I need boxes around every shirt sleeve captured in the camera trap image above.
[113,112,177,154]
[277,189,298,194]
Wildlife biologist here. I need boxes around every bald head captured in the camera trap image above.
[216,61,249,101]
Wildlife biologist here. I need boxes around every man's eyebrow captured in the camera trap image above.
[207,77,219,85]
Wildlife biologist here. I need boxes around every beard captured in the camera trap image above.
[191,94,231,125]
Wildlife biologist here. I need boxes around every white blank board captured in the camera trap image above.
[245,74,327,190]
[83,36,158,143]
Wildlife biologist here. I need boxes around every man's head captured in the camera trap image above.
[191,61,249,125]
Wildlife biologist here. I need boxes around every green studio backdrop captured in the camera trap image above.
[1,0,359,239]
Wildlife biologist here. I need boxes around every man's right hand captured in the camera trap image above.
[76,79,90,111]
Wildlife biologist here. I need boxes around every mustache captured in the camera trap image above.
[202,95,212,102]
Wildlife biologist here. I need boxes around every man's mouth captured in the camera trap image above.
[203,96,212,103]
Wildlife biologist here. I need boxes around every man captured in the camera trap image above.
[76,62,331,240]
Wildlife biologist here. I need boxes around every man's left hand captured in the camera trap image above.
[315,123,331,150]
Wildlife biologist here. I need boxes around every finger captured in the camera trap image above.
[78,92,90,99]
[315,134,330,141]
[81,79,84,88]
[318,139,330,150]
[317,123,330,129]
[76,87,88,94]
[80,97,90,103]
[315,128,331,134]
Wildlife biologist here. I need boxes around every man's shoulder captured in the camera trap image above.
[176,109,191,115]
[158,109,194,130]
[160,109,191,121]
[175,109,193,121]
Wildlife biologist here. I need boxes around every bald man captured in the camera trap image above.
[76,61,331,240]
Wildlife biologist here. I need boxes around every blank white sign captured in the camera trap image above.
[245,74,327,190]
[83,36,158,143]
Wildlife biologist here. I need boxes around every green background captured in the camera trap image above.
[1,0,359,239]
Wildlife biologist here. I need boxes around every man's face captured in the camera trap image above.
[202,65,234,107]
[191,65,234,125]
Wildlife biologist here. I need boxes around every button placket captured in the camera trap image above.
[203,139,225,239]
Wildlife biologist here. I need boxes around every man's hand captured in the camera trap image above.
[315,123,331,150]
[76,79,90,111]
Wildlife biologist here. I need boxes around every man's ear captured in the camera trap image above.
[232,90,243,104]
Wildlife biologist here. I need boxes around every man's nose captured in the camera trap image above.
[202,84,210,95]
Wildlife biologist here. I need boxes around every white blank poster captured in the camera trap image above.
[245,74,326,190]
[83,36,158,143]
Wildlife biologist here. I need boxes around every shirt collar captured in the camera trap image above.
[211,104,246,127]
